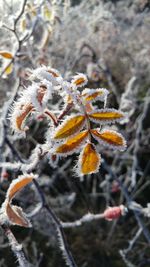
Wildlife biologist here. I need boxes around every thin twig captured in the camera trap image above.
[1,225,31,267]
[33,179,77,267]
[101,158,150,244]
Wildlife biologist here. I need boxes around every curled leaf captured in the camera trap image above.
[6,174,34,202]
[91,129,126,151]
[88,109,124,124]
[53,115,86,139]
[11,102,34,133]
[36,85,47,106]
[0,51,13,59]
[2,174,36,227]
[55,130,88,155]
[78,143,101,175]
[5,202,31,227]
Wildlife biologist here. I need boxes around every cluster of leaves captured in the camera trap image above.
[0,65,127,232]
[9,66,126,176]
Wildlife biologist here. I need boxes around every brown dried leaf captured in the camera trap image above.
[6,202,31,227]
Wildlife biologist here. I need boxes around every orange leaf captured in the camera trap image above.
[79,143,100,175]
[0,51,13,59]
[2,174,36,227]
[14,103,34,132]
[6,174,34,202]
[54,115,86,139]
[88,109,124,124]
[82,88,108,103]
[91,129,126,151]
[56,130,88,155]
[71,74,87,87]
[47,67,60,77]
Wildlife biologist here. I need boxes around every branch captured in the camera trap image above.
[61,213,104,228]
[1,225,31,267]
[33,179,77,267]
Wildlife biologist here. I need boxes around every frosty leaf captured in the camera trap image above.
[55,130,88,155]
[13,103,34,132]
[53,115,86,139]
[2,174,36,227]
[5,202,31,227]
[43,5,55,21]
[4,63,13,75]
[71,73,88,87]
[82,88,108,103]
[91,129,126,151]
[6,174,35,202]
[39,29,51,50]
[20,17,27,31]
[78,143,100,175]
[85,102,93,113]
[88,109,124,124]
[36,85,47,106]
[0,51,13,59]
[47,67,60,77]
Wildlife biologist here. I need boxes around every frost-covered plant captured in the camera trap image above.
[9,65,126,176]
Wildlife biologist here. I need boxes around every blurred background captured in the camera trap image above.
[0,0,150,266]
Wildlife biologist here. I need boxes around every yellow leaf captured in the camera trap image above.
[21,17,27,31]
[56,130,88,155]
[88,109,124,124]
[54,115,86,139]
[0,51,13,59]
[79,143,100,175]
[43,5,55,21]
[91,129,126,151]
[39,29,51,50]
[84,91,102,101]
[66,94,73,104]
[4,63,13,75]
